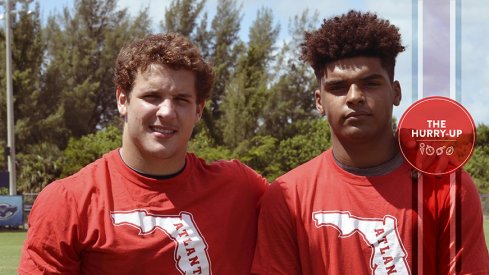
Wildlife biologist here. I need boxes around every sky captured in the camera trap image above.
[23,0,489,126]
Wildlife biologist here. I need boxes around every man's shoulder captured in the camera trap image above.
[189,153,268,191]
[44,149,117,193]
[423,169,478,193]
[276,150,330,185]
[189,153,255,175]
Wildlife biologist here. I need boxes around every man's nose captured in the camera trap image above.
[346,84,365,106]
[156,99,177,118]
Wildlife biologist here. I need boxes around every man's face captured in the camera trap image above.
[117,64,203,167]
[315,56,401,143]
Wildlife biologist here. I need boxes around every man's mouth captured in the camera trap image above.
[150,125,177,135]
[345,111,371,119]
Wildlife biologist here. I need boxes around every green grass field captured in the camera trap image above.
[485,219,489,249]
[1,222,489,274]
[0,230,27,274]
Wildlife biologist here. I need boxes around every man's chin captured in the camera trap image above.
[341,128,372,142]
[147,146,187,160]
[148,149,175,159]
[140,140,188,160]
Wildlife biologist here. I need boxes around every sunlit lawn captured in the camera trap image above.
[484,219,489,249]
[0,230,26,275]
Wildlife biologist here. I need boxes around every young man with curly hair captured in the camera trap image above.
[252,10,489,274]
[19,33,267,275]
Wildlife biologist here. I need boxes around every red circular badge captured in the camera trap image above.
[397,96,476,175]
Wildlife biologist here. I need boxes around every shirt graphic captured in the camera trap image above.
[112,210,211,275]
[313,210,410,275]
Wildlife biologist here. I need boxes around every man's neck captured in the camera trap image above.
[119,147,186,176]
[331,133,398,169]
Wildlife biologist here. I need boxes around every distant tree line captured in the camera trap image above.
[0,0,487,194]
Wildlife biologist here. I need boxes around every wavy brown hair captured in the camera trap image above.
[114,33,213,103]
[301,10,405,82]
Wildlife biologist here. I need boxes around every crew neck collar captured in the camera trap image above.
[108,149,193,189]
[332,150,405,176]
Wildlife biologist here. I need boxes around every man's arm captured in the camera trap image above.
[436,171,489,274]
[18,182,82,274]
[252,181,302,275]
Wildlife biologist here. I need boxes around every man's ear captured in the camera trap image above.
[195,101,205,122]
[315,89,326,116]
[116,87,128,117]
[392,80,402,106]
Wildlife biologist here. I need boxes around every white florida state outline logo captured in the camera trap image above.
[313,210,411,275]
[112,210,212,275]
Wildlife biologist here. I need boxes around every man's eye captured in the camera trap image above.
[362,81,382,88]
[366,82,380,86]
[144,94,159,99]
[328,86,347,93]
[176,97,191,103]
[142,94,161,103]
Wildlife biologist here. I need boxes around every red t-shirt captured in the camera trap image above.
[252,149,489,274]
[19,149,268,274]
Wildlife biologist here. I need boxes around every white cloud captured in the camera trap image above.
[460,0,489,125]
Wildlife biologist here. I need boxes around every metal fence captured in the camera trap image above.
[22,193,38,210]
[22,193,38,226]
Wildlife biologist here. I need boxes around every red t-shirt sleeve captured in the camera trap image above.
[18,181,82,274]
[435,171,489,274]
[252,180,302,275]
[235,160,269,201]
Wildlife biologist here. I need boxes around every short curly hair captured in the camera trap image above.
[301,10,405,82]
[114,33,214,103]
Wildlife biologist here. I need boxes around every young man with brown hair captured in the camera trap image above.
[252,11,489,274]
[19,33,267,275]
